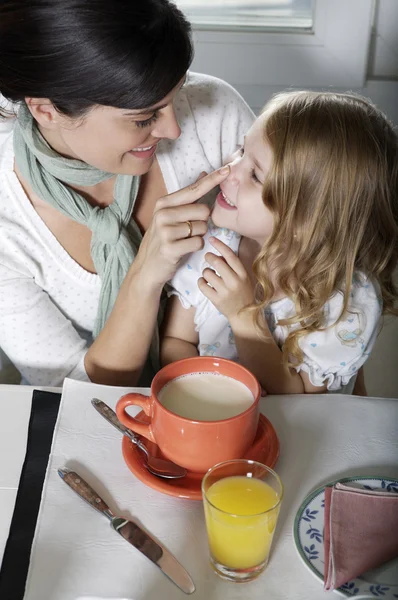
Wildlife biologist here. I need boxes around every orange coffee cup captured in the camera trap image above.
[116,357,261,473]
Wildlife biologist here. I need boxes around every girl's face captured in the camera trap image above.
[37,78,186,176]
[211,113,274,245]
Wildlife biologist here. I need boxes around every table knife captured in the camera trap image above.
[58,468,195,595]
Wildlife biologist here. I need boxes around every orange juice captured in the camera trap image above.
[204,475,280,569]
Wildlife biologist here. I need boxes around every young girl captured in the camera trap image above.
[161,91,398,394]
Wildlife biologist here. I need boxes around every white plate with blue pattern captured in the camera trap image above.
[294,476,398,598]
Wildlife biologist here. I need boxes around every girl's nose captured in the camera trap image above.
[226,160,240,186]
[152,105,181,140]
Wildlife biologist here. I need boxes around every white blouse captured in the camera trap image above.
[170,223,383,393]
[0,73,255,385]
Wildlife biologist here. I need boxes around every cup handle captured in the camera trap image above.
[116,393,156,443]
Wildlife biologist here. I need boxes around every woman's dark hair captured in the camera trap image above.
[0,0,193,117]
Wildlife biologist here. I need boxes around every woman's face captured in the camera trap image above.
[37,78,186,175]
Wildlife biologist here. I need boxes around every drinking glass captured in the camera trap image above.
[202,459,283,582]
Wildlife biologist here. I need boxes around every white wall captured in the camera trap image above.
[363,1,398,397]
[204,1,398,125]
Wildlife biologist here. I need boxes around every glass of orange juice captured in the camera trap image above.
[202,459,283,582]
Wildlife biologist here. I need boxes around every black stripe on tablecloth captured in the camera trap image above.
[0,390,61,600]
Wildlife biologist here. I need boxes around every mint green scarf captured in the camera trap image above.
[14,102,160,379]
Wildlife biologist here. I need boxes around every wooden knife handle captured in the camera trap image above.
[58,469,111,515]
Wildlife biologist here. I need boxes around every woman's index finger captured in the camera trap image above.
[157,165,230,209]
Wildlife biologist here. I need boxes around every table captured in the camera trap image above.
[0,380,397,600]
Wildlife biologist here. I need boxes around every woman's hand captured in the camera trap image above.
[198,237,255,322]
[133,166,230,290]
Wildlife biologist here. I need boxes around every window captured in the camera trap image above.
[178,0,374,93]
[176,0,314,32]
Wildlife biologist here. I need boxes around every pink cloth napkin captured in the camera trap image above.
[324,481,398,591]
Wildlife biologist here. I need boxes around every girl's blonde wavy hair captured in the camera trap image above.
[251,91,398,369]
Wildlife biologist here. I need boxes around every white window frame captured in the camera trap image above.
[190,0,375,89]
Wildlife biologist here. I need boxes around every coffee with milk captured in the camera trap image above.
[158,372,254,421]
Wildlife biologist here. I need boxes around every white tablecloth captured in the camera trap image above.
[0,379,397,600]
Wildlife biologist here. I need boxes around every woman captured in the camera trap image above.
[0,0,254,386]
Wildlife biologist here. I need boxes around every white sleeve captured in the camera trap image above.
[159,73,255,195]
[167,229,212,310]
[185,72,255,168]
[0,261,91,386]
[168,222,241,319]
[295,277,382,391]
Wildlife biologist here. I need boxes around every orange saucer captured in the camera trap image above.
[122,412,280,500]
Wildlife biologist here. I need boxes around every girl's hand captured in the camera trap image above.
[198,237,255,321]
[133,167,230,290]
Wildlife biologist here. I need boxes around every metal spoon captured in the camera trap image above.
[91,398,187,479]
